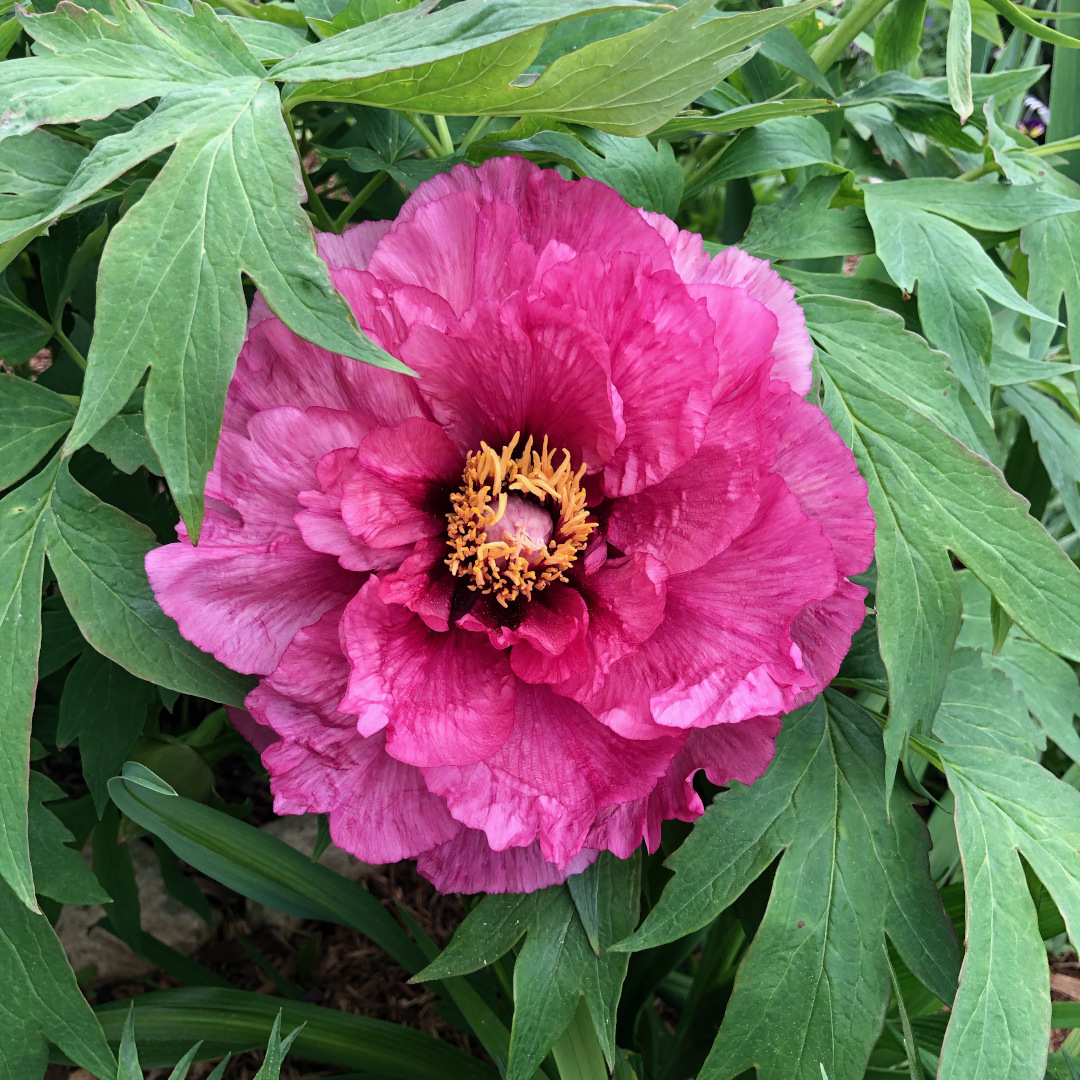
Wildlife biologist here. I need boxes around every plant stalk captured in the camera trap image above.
[433,113,456,155]
[551,1000,608,1080]
[335,171,388,231]
[811,0,895,71]
[957,159,1002,181]
[458,114,492,152]
[404,112,447,157]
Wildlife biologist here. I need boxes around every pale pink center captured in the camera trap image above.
[487,494,554,567]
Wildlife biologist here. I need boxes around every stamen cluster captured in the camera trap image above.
[446,432,596,606]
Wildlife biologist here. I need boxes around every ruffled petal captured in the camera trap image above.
[401,295,622,472]
[377,538,455,632]
[422,683,680,867]
[416,829,598,894]
[339,417,463,549]
[532,553,668,702]
[339,579,517,765]
[248,607,458,863]
[604,373,777,575]
[771,393,875,577]
[584,476,837,736]
[146,406,368,675]
[788,579,869,707]
[536,252,717,495]
[639,210,813,396]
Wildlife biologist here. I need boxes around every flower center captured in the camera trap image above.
[446,432,596,607]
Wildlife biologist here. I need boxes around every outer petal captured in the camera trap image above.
[227,312,427,437]
[536,252,717,495]
[705,246,813,395]
[585,476,837,736]
[339,579,517,765]
[604,373,777,575]
[640,209,813,396]
[388,157,676,274]
[422,683,680,867]
[146,407,367,675]
[249,607,459,864]
[417,829,598,894]
[400,295,622,472]
[771,393,875,577]
[377,538,455,633]
[789,579,869,707]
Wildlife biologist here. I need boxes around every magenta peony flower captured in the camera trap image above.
[147,157,874,893]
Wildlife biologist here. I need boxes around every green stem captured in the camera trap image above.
[289,120,335,231]
[1032,133,1080,156]
[551,1000,607,1080]
[433,113,456,156]
[810,0,895,71]
[458,114,492,151]
[957,158,1002,181]
[42,125,95,147]
[335,171,388,231]
[683,138,733,194]
[54,329,87,371]
[404,111,446,157]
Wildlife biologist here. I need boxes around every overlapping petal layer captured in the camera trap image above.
[149,157,874,893]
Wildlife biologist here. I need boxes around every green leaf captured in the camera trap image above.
[419,855,639,1080]
[947,0,974,121]
[223,15,306,60]
[688,114,836,194]
[935,716,1080,1079]
[28,771,110,905]
[956,571,1080,763]
[0,457,57,910]
[981,0,1080,48]
[808,295,1080,776]
[863,181,1064,420]
[875,0,928,73]
[1004,384,1080,534]
[1023,205,1080,364]
[616,694,960,1080]
[117,1007,140,1080]
[90,409,163,476]
[759,25,835,96]
[0,274,52,366]
[0,869,117,1080]
[0,128,87,271]
[654,98,838,138]
[108,764,425,971]
[86,987,498,1078]
[57,648,157,813]
[988,348,1080,386]
[743,174,874,260]
[933,647,1043,758]
[281,0,819,137]
[273,0,661,99]
[470,120,684,215]
[39,594,85,679]
[320,143,462,191]
[0,0,408,537]
[44,463,253,705]
[0,374,75,491]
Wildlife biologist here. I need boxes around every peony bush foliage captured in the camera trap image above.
[2,0,1080,1077]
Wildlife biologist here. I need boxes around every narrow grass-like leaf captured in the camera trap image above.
[108,765,424,971]
[85,987,497,1078]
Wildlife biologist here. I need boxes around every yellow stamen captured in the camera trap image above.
[446,431,597,607]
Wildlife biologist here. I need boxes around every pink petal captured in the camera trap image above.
[422,683,680,867]
[771,393,875,577]
[146,406,369,675]
[536,252,717,496]
[400,295,622,472]
[317,220,392,272]
[339,579,517,765]
[789,579,869,707]
[584,476,837,735]
[530,553,668,702]
[226,313,426,437]
[639,210,813,396]
[506,584,590,685]
[390,157,675,273]
[226,706,279,755]
[604,373,777,575]
[377,538,455,633]
[249,607,458,863]
[417,829,598,894]
[340,418,463,549]
[296,447,414,572]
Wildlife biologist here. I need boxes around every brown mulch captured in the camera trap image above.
[1050,952,1080,1053]
[58,860,473,1079]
